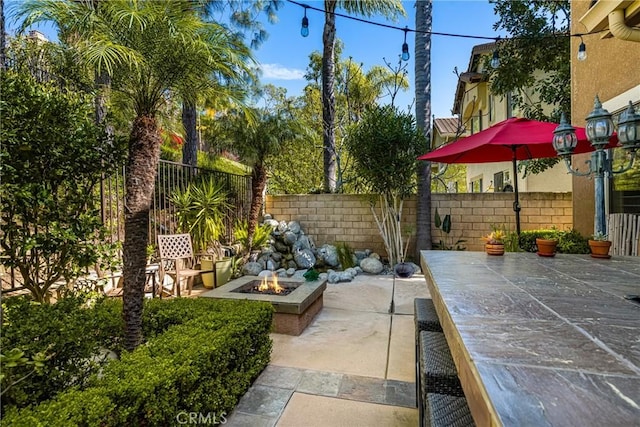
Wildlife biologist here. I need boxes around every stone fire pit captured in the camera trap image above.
[201,275,327,335]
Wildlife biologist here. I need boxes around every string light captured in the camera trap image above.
[286,0,607,48]
[491,37,501,68]
[301,6,309,37]
[401,27,410,61]
[578,36,587,61]
[491,49,500,68]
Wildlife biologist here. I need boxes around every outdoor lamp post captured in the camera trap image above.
[553,96,640,236]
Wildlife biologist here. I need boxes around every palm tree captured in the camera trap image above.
[1,0,6,69]
[16,0,255,350]
[216,106,302,251]
[414,0,433,258]
[180,0,281,167]
[321,0,405,193]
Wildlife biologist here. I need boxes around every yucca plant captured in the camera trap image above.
[170,177,229,255]
[234,220,273,255]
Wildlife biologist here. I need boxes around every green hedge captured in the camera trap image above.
[519,229,590,254]
[3,298,273,426]
[1,295,124,408]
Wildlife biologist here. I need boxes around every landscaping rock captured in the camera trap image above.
[360,257,384,274]
[294,248,316,269]
[317,244,339,267]
[243,262,262,276]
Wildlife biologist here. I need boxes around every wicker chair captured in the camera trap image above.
[157,234,213,297]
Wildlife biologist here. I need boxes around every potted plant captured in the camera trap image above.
[536,232,558,257]
[482,229,505,256]
[588,232,612,259]
[394,228,415,277]
[170,177,229,289]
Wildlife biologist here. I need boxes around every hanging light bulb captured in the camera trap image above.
[491,49,500,68]
[401,27,410,61]
[301,7,309,37]
[577,36,587,61]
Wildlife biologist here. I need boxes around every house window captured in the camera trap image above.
[493,171,504,192]
[470,177,483,193]
[611,101,640,213]
[489,95,494,122]
[493,170,512,192]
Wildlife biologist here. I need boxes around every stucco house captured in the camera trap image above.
[437,42,573,195]
[570,0,640,236]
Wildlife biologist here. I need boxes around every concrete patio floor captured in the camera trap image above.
[221,273,430,427]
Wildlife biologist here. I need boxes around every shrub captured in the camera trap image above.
[1,295,124,409]
[0,71,126,302]
[3,298,273,425]
[518,229,590,254]
[335,242,355,269]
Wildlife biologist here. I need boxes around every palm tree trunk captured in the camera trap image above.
[247,163,267,252]
[182,99,198,167]
[1,0,6,70]
[322,0,337,193]
[415,0,433,258]
[123,115,162,351]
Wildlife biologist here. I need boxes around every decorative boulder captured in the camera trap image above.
[258,270,275,277]
[283,231,297,246]
[294,248,316,269]
[317,244,339,267]
[360,257,384,274]
[294,235,312,251]
[344,267,358,278]
[288,221,301,234]
[243,262,263,276]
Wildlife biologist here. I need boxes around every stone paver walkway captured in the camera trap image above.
[224,274,430,427]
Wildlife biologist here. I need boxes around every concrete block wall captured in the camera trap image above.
[264,192,573,258]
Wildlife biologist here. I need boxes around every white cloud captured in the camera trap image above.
[261,64,305,80]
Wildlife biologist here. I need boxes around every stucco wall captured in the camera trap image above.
[571,1,640,235]
[265,193,573,259]
[466,161,572,193]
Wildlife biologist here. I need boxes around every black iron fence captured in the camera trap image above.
[2,160,251,292]
[101,159,252,250]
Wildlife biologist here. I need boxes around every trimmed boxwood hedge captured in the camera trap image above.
[2,297,273,426]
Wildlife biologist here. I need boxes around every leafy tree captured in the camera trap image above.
[320,0,405,193]
[259,85,324,194]
[301,47,409,193]
[346,105,425,265]
[179,0,280,167]
[0,71,125,302]
[415,0,433,257]
[488,0,570,175]
[15,0,256,350]
[214,104,304,250]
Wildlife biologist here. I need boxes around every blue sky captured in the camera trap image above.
[253,0,501,118]
[9,0,501,119]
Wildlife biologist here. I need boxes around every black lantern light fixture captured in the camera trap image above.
[553,96,639,236]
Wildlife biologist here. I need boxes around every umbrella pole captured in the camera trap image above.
[512,150,521,235]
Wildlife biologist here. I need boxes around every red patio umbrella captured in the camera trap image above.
[418,117,618,234]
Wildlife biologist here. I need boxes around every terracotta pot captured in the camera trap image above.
[536,238,558,257]
[588,240,612,259]
[485,243,505,256]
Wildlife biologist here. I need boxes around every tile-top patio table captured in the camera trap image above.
[420,251,640,427]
